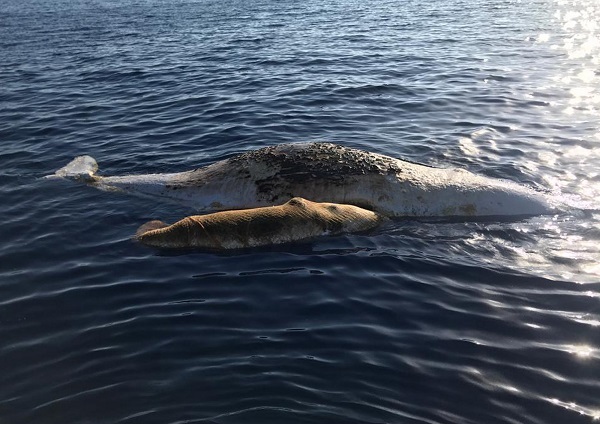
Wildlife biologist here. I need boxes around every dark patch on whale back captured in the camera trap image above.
[231,142,404,179]
[167,142,421,205]
[230,142,406,203]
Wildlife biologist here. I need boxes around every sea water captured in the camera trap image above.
[1,0,599,422]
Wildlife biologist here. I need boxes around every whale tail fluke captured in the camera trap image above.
[135,220,168,239]
[46,155,99,182]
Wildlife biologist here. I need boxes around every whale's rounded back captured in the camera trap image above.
[168,142,557,217]
[52,142,560,217]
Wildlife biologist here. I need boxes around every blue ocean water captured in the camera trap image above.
[1,0,600,422]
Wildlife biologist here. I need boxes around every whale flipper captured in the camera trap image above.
[47,155,99,182]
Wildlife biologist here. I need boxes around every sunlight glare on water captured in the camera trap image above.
[1,0,600,423]
[505,0,600,286]
[534,0,600,201]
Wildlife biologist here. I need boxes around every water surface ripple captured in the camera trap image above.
[1,0,600,423]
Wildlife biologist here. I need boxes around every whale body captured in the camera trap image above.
[49,142,557,217]
[136,197,383,249]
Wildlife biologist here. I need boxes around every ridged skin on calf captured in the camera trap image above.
[136,197,383,249]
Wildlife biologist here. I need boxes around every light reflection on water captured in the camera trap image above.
[532,1,599,181]
[1,0,600,423]
[447,5,600,417]
[545,397,600,422]
[461,0,600,286]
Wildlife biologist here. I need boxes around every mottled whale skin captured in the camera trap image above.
[50,142,557,217]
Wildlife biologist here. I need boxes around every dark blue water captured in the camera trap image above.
[2,0,600,422]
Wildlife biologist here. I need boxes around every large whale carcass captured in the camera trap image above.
[48,142,558,217]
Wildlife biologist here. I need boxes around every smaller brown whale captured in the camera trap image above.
[135,197,384,249]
